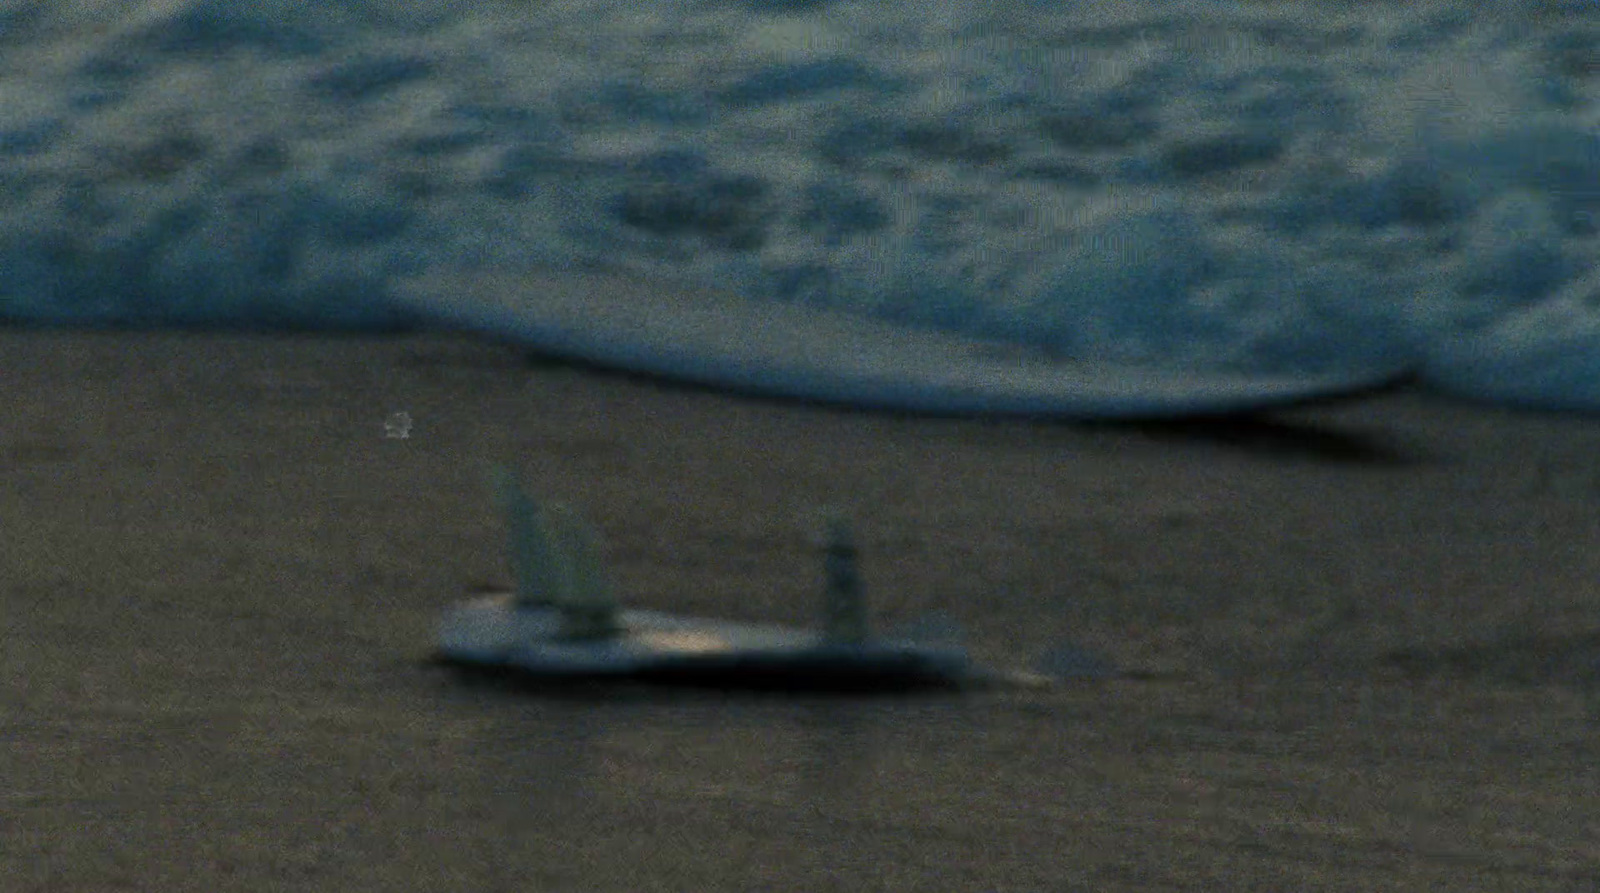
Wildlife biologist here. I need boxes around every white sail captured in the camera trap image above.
[491,466,619,639]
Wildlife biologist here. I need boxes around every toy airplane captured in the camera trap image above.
[432,468,1115,692]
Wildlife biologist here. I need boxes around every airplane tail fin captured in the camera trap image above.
[490,466,620,639]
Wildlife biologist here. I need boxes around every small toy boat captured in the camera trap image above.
[433,468,1113,692]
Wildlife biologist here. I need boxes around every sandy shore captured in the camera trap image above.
[4,330,1599,891]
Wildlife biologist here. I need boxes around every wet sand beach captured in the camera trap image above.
[4,330,1599,891]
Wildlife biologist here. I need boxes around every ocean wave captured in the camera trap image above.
[1,0,1597,409]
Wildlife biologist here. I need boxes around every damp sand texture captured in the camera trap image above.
[5,330,1600,891]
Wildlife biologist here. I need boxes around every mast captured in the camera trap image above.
[820,509,869,643]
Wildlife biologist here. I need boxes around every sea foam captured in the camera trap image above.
[1,0,1597,408]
